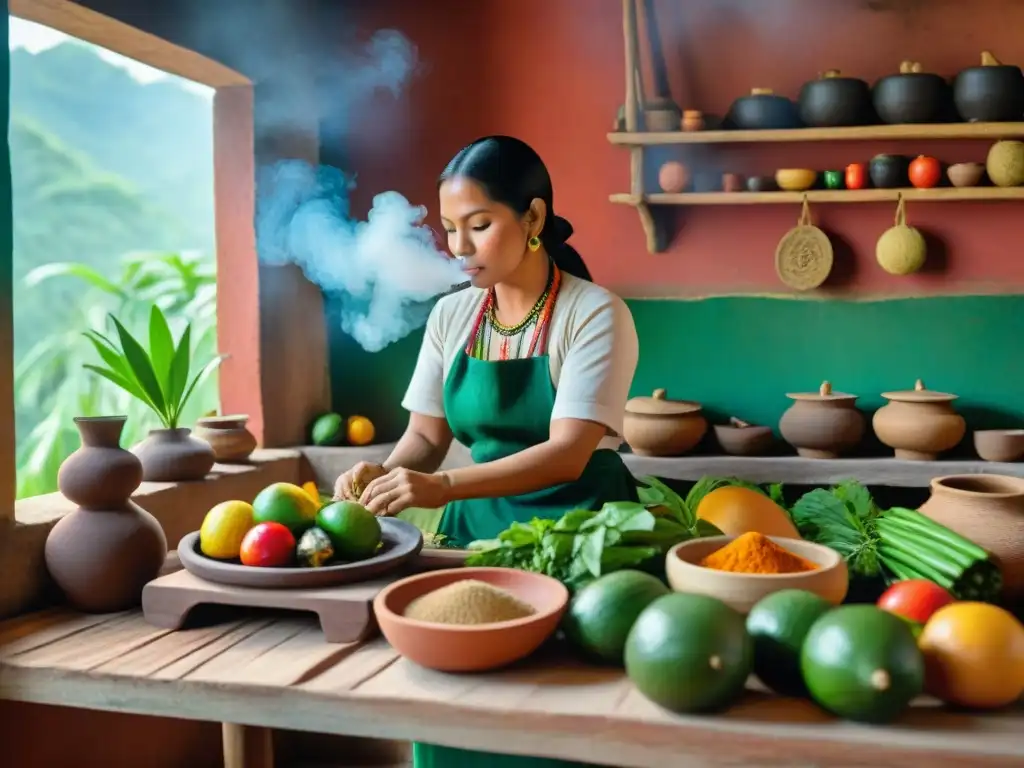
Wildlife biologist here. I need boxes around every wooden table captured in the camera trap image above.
[1,607,1022,767]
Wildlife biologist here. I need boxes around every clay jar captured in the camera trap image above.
[778,381,865,459]
[194,415,257,463]
[623,389,708,456]
[919,474,1024,597]
[45,416,167,612]
[872,379,966,461]
[132,427,216,482]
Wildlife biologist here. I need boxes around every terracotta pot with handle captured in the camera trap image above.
[872,379,966,461]
[623,389,708,456]
[778,381,865,459]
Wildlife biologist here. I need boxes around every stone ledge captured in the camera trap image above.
[0,449,305,620]
[300,443,1024,489]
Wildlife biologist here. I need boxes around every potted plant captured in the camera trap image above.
[84,305,225,481]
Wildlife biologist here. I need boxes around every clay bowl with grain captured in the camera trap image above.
[974,429,1024,462]
[665,536,849,614]
[373,567,569,673]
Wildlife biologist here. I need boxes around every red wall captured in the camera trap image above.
[346,0,1024,298]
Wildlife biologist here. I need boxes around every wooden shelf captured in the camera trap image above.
[608,122,1024,146]
[610,187,1024,206]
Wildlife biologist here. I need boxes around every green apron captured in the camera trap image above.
[409,345,638,768]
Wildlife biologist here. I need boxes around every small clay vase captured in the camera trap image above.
[194,415,257,463]
[132,427,216,482]
[872,379,966,461]
[623,389,708,456]
[681,110,705,132]
[722,173,745,192]
[778,381,865,459]
[45,416,167,612]
[919,474,1024,597]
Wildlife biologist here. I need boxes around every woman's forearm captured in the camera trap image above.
[383,429,450,474]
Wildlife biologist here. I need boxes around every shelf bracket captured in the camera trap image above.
[628,196,670,253]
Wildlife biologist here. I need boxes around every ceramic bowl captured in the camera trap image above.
[373,567,568,672]
[746,175,778,192]
[775,168,817,191]
[713,424,776,456]
[947,162,985,188]
[665,536,849,614]
[974,429,1024,462]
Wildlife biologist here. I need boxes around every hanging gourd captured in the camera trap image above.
[876,195,926,276]
[775,196,833,291]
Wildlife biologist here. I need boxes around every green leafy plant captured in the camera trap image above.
[84,304,224,430]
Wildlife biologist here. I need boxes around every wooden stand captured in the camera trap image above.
[223,723,274,768]
[141,569,400,643]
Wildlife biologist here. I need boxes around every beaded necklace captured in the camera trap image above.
[465,264,562,361]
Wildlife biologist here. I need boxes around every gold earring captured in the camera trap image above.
[528,236,541,252]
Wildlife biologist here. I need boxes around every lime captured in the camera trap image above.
[801,605,924,724]
[310,413,344,446]
[316,500,382,560]
[252,482,320,535]
[625,593,752,713]
[199,500,255,559]
[563,570,670,666]
[746,589,833,697]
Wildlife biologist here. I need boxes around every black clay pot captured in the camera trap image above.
[954,60,1024,122]
[746,175,778,192]
[798,70,874,127]
[869,154,911,188]
[725,88,802,130]
[872,63,950,124]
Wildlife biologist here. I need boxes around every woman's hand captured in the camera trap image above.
[360,468,451,516]
[333,461,387,502]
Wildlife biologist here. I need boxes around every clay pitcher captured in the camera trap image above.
[918,474,1024,598]
[45,416,167,612]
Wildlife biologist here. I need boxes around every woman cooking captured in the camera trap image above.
[334,135,639,768]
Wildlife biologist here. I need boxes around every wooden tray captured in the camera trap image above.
[141,568,402,642]
[177,517,422,589]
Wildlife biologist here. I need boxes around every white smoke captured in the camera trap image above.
[253,29,465,353]
[256,160,465,352]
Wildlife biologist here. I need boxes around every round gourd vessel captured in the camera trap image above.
[872,379,966,461]
[778,381,865,459]
[623,389,708,456]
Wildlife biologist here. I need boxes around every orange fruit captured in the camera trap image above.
[302,481,321,505]
[200,500,255,559]
[918,601,1024,709]
[346,415,375,446]
[696,486,800,539]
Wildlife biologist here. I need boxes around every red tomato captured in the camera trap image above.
[877,579,955,625]
[845,162,867,190]
[909,155,942,188]
[239,522,295,567]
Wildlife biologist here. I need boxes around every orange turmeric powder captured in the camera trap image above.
[699,532,819,574]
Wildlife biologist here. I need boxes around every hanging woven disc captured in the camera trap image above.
[775,197,833,291]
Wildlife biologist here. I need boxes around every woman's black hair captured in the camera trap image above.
[438,135,592,281]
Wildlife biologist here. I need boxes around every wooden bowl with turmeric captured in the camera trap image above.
[666,533,849,614]
[373,567,569,672]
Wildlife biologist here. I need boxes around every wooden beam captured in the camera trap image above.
[10,0,249,87]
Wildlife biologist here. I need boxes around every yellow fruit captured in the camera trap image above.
[346,415,375,446]
[918,601,1024,709]
[302,481,321,505]
[696,486,800,539]
[200,500,255,559]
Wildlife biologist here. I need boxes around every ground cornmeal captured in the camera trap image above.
[404,579,537,625]
[699,531,819,574]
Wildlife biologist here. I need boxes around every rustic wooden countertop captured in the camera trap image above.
[1,606,1022,767]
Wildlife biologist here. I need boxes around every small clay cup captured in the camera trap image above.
[682,109,705,132]
[194,415,258,463]
[373,567,568,672]
[974,429,1024,462]
[746,175,778,192]
[713,422,776,456]
[723,173,745,192]
[947,162,985,188]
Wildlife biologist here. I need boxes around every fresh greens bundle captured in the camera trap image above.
[465,476,721,590]
[790,480,1002,602]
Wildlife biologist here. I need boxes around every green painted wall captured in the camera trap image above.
[328,294,1024,444]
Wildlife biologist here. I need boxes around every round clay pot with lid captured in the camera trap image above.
[778,381,865,459]
[872,379,966,461]
[194,414,258,463]
[132,427,216,482]
[918,474,1024,597]
[623,389,708,456]
[45,416,167,612]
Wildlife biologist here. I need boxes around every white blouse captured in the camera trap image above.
[401,272,640,451]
